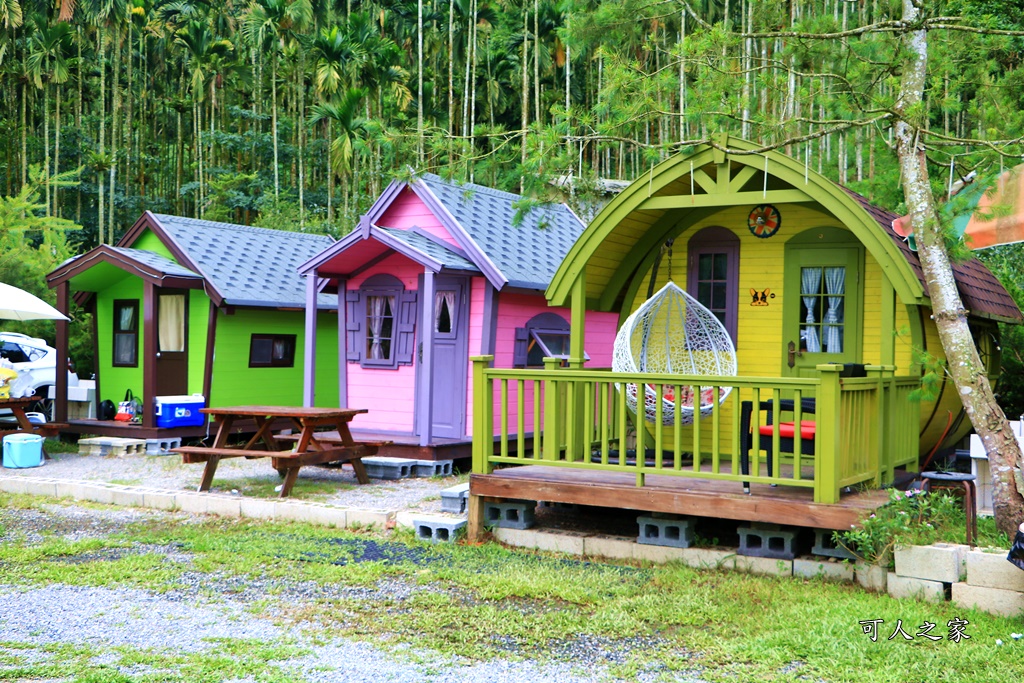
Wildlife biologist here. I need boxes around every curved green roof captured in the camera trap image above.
[546,137,925,309]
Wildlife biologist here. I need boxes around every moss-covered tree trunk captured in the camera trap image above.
[894,0,1024,537]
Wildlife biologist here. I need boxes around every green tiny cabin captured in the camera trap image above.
[47,212,340,437]
[468,138,1023,531]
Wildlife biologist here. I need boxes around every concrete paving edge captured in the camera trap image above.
[0,475,397,530]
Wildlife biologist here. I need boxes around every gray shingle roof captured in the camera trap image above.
[107,246,202,279]
[151,214,337,308]
[378,227,479,273]
[418,174,586,290]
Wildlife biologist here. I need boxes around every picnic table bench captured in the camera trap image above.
[172,405,381,497]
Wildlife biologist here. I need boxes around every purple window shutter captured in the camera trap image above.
[346,290,362,362]
[513,327,529,367]
[395,290,419,365]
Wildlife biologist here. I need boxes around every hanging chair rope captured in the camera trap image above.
[612,282,737,425]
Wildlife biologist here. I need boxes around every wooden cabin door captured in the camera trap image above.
[782,230,862,378]
[428,277,469,438]
[155,290,189,396]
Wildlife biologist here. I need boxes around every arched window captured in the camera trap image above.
[687,227,740,342]
[347,274,418,369]
[513,312,588,367]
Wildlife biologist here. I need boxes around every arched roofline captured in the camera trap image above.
[546,137,924,308]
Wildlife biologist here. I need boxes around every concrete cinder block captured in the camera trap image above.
[238,497,277,520]
[952,582,1024,618]
[637,515,695,548]
[894,544,966,583]
[19,478,57,497]
[492,527,588,555]
[855,562,888,593]
[145,437,182,456]
[109,486,144,507]
[583,535,637,561]
[738,524,798,560]
[484,500,536,529]
[412,460,453,477]
[634,544,688,565]
[887,573,946,603]
[412,514,466,543]
[793,558,855,582]
[272,501,319,524]
[679,547,736,570]
[202,495,242,518]
[440,483,470,514]
[302,505,347,528]
[75,483,115,505]
[735,555,793,577]
[142,489,178,511]
[0,477,29,495]
[345,508,393,529]
[362,457,414,480]
[175,493,208,515]
[965,549,1024,592]
[811,529,858,560]
[78,437,147,457]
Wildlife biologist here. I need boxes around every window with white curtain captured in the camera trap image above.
[113,300,139,367]
[158,294,186,352]
[799,266,845,354]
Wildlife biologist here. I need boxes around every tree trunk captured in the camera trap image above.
[272,55,280,198]
[893,0,1024,536]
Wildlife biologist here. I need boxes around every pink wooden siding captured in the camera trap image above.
[377,187,460,247]
[345,254,422,432]
[463,277,487,433]
[465,292,619,437]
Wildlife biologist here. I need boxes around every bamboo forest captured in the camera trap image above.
[0,0,1022,384]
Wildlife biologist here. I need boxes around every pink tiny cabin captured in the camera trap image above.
[299,174,618,459]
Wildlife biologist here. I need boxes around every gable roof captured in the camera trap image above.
[848,190,1022,324]
[298,223,480,278]
[413,174,588,291]
[120,212,337,309]
[47,245,205,300]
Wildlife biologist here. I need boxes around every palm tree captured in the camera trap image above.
[241,0,312,199]
[175,19,233,217]
[308,86,367,219]
[311,24,363,220]
[25,16,73,216]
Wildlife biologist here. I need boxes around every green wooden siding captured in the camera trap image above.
[95,276,144,405]
[209,308,339,408]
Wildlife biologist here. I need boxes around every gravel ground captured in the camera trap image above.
[0,502,704,682]
[5,446,460,513]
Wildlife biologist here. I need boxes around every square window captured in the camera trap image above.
[249,334,296,368]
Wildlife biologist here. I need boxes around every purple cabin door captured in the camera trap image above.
[429,277,469,438]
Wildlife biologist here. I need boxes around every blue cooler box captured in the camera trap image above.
[154,395,206,428]
[3,433,44,468]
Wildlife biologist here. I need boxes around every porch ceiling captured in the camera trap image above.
[547,136,925,311]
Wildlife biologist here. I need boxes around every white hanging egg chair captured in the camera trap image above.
[613,282,737,425]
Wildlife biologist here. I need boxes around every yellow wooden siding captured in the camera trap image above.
[862,254,883,367]
[893,303,915,375]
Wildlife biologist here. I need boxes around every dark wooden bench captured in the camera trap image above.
[173,442,382,496]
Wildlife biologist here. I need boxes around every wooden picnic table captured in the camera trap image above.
[0,396,68,458]
[172,405,382,497]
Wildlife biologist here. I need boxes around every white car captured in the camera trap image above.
[0,332,78,415]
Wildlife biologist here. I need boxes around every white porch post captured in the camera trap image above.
[302,274,318,407]
[417,270,436,446]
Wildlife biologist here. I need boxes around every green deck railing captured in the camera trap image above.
[471,358,920,504]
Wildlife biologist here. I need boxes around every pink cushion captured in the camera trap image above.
[758,420,816,440]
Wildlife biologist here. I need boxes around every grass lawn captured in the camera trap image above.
[1,493,1023,682]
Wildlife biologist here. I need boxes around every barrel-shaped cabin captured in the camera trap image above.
[468,137,1022,534]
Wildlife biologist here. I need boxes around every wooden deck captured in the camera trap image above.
[347,429,473,461]
[471,465,893,530]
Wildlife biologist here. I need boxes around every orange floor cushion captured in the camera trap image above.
[758,420,816,440]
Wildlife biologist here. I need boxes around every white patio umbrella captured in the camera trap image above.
[0,282,69,321]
